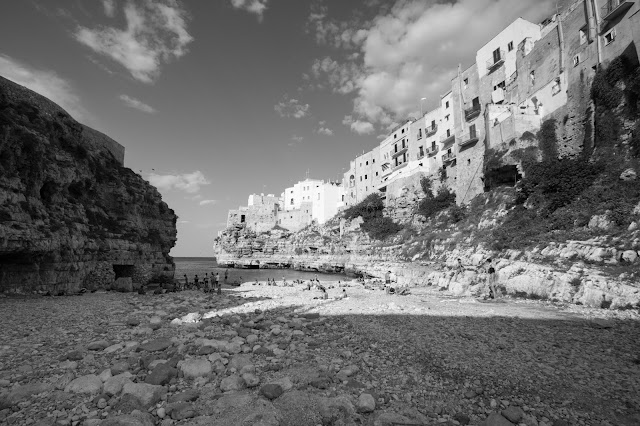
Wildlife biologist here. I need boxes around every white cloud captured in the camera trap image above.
[0,54,88,123]
[199,199,218,206]
[342,115,374,135]
[309,0,557,131]
[102,0,116,17]
[149,171,210,194]
[316,121,334,136]
[230,0,269,21]
[310,57,362,94]
[274,96,310,119]
[74,0,193,83]
[287,134,304,147]
[119,94,156,113]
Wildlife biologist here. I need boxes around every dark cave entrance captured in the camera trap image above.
[484,165,522,191]
[113,264,134,279]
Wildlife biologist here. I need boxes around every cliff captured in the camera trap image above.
[0,76,177,293]
[214,58,640,309]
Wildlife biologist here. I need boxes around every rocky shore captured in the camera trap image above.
[1,280,638,426]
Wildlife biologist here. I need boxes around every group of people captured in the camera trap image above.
[455,257,501,299]
[180,269,230,294]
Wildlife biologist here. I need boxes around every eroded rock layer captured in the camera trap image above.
[0,76,177,293]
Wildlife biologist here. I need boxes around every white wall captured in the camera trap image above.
[476,18,541,80]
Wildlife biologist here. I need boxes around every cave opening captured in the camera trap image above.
[484,165,522,191]
[113,264,134,279]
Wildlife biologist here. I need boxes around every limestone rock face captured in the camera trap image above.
[0,76,177,293]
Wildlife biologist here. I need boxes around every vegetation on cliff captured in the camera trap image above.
[343,193,402,240]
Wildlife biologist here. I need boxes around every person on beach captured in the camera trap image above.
[183,274,188,291]
[211,272,218,293]
[484,259,500,299]
[385,271,391,285]
[194,275,199,290]
[224,269,228,284]
[282,276,287,287]
[203,273,209,292]
[215,272,221,294]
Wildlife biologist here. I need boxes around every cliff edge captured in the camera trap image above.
[0,76,177,293]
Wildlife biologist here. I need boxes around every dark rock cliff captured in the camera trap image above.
[0,76,177,293]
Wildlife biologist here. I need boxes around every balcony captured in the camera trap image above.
[459,133,479,148]
[486,49,505,73]
[425,124,437,137]
[427,145,439,156]
[440,133,455,146]
[464,105,481,121]
[442,152,456,163]
[391,147,408,158]
[602,0,634,22]
[393,162,408,171]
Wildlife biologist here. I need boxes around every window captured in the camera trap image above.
[366,186,368,191]
[604,29,616,45]
[290,198,294,205]
[365,174,368,179]
[394,133,397,138]
[445,114,450,122]
[402,129,405,133]
[469,124,476,139]
[366,161,369,165]
[494,81,505,90]
[551,77,561,95]
[472,97,480,109]
[445,101,450,108]
[431,120,436,128]
[463,78,469,88]
[573,54,581,67]
[419,146,424,157]
[446,129,451,137]
[467,159,471,165]
[492,48,501,63]
[375,171,378,176]
[372,159,375,163]
[360,176,362,181]
[341,195,344,201]
[508,41,514,51]
[418,128,422,139]
[431,141,436,150]
[579,27,587,45]
[530,70,535,85]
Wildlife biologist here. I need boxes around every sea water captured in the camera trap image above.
[174,257,347,284]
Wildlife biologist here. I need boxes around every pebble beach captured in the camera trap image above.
[0,280,638,426]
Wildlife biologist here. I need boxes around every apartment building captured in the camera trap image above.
[281,178,344,225]
[227,193,279,233]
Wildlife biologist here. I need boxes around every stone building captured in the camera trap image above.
[227,193,280,233]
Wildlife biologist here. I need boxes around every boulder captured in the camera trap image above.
[220,375,246,392]
[179,359,212,379]
[356,393,376,413]
[64,374,103,394]
[104,374,134,396]
[121,382,166,408]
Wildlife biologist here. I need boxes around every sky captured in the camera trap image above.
[0,0,564,256]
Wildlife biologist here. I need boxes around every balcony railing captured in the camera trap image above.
[391,147,408,158]
[602,0,634,21]
[464,105,481,121]
[393,162,408,171]
[442,152,456,163]
[440,133,455,145]
[459,133,479,148]
[425,123,437,137]
[427,145,439,156]
[486,49,505,72]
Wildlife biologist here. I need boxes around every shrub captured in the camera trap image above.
[417,177,456,219]
[343,193,402,240]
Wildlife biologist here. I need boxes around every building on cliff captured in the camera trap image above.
[340,0,640,208]
[225,179,344,234]
[0,76,177,294]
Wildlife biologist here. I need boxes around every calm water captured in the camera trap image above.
[174,257,347,284]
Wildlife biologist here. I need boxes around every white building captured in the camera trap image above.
[281,178,344,224]
[476,17,541,81]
